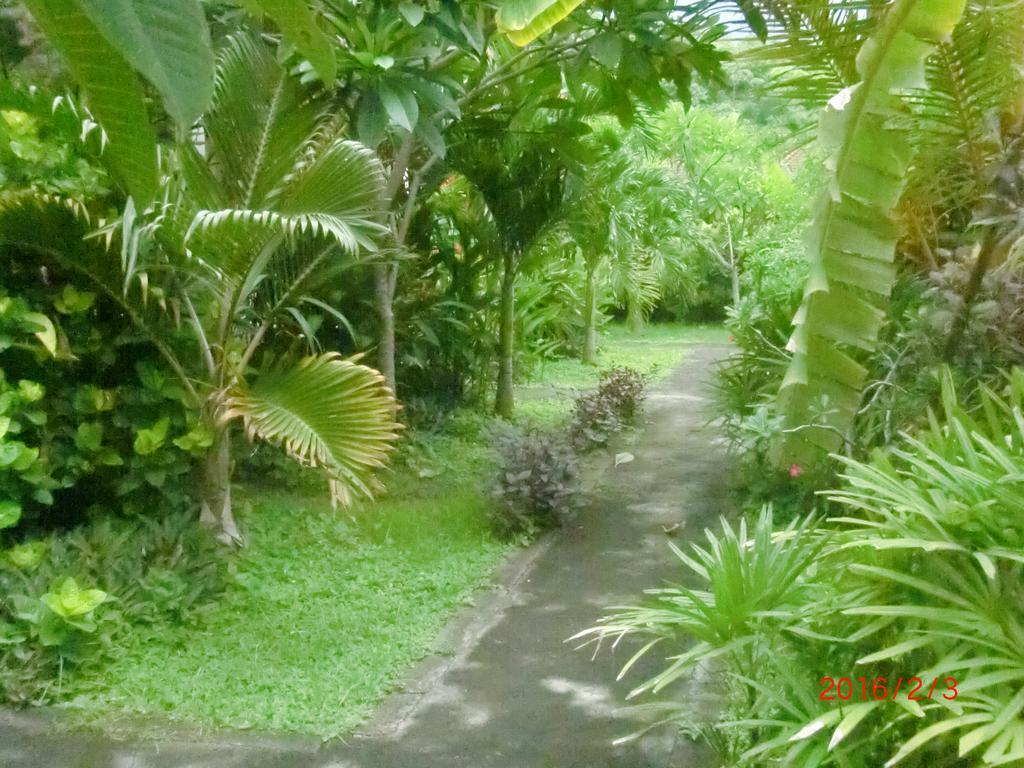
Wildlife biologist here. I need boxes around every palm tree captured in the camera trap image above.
[0,35,401,543]
[558,119,688,356]
[449,105,578,417]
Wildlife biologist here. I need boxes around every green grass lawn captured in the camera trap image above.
[65,323,722,738]
[516,322,728,426]
[66,433,507,738]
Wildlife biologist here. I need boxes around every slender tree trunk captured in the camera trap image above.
[373,137,417,398]
[626,294,645,334]
[199,424,243,546]
[943,236,998,361]
[726,216,741,307]
[374,263,397,393]
[582,261,598,365]
[495,250,516,419]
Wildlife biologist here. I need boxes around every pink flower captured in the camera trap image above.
[788,464,803,478]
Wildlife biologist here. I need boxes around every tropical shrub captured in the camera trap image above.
[1,34,402,544]
[569,390,622,451]
[0,278,200,532]
[0,567,109,706]
[597,367,647,422]
[0,508,228,705]
[569,366,647,451]
[585,368,1024,766]
[490,428,580,538]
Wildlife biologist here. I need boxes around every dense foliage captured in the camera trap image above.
[584,2,1024,766]
[2,0,1022,761]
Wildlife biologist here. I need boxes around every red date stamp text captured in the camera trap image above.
[820,676,958,702]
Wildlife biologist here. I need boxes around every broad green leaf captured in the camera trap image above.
[0,501,22,530]
[9,594,42,624]
[356,91,388,148]
[21,0,158,204]
[378,81,419,132]
[6,541,47,570]
[244,0,337,84]
[21,312,56,355]
[399,1,424,26]
[42,576,107,618]
[74,422,104,452]
[496,0,585,46]
[775,0,968,466]
[416,118,446,159]
[172,422,214,453]
[18,380,44,403]
[133,416,169,456]
[76,0,213,129]
[588,31,622,69]
[52,285,95,315]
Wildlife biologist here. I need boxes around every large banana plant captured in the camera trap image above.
[496,0,586,46]
[774,0,968,466]
[0,35,401,544]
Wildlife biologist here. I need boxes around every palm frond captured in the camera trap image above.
[221,353,401,506]
[901,0,1024,226]
[204,33,328,208]
[740,1,886,107]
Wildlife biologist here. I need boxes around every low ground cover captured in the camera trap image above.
[66,451,508,738]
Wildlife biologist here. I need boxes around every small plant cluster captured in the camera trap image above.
[491,367,647,537]
[0,510,228,705]
[569,366,647,450]
[490,429,581,538]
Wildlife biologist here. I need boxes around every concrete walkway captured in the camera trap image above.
[1,344,732,768]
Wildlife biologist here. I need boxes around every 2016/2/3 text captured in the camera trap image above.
[820,676,958,701]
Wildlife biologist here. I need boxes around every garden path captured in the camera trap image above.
[1,343,733,768]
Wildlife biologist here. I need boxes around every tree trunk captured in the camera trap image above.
[495,250,516,419]
[943,236,998,361]
[199,424,243,546]
[726,216,741,307]
[626,294,645,334]
[582,262,598,365]
[374,262,397,394]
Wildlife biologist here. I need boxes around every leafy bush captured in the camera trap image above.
[597,366,646,421]
[0,275,202,534]
[0,574,109,707]
[569,366,647,450]
[0,510,228,705]
[490,428,580,538]
[586,368,1024,766]
[569,390,622,450]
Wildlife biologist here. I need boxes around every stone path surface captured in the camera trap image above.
[1,344,732,768]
